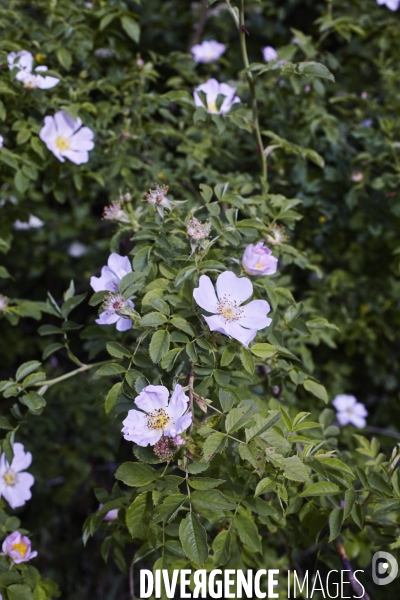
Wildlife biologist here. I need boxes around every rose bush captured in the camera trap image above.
[0,0,399,599]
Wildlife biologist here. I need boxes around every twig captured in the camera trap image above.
[366,426,400,441]
[190,0,209,50]
[334,540,370,600]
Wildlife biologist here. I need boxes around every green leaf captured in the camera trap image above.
[328,508,343,542]
[254,477,275,497]
[170,316,195,337]
[203,432,226,462]
[234,515,261,552]
[153,494,187,523]
[179,513,208,567]
[245,411,281,441]
[16,361,42,382]
[106,342,131,359]
[298,61,335,82]
[343,489,357,520]
[115,463,157,487]
[250,343,276,359]
[188,478,225,491]
[303,379,329,403]
[42,343,64,360]
[191,489,236,511]
[239,347,255,375]
[0,266,11,279]
[56,47,72,70]
[126,492,152,539]
[120,16,140,43]
[225,404,254,433]
[0,416,13,430]
[149,330,170,363]
[300,481,341,497]
[161,348,182,371]
[221,346,235,367]
[61,293,86,319]
[7,584,34,600]
[199,184,213,203]
[19,391,46,411]
[14,170,29,193]
[219,389,234,412]
[105,382,123,415]
[94,363,126,377]
[280,456,310,482]
[140,312,168,327]
[212,530,232,567]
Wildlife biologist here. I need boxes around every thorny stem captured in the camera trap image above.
[238,0,267,182]
[334,540,370,600]
[31,361,110,389]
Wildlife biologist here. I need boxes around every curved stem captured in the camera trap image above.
[238,0,267,182]
[31,361,111,388]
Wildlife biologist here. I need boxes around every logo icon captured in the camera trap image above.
[372,551,398,586]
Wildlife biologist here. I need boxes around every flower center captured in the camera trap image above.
[146,408,170,430]
[217,295,244,323]
[3,471,16,486]
[255,259,263,269]
[11,541,28,558]
[207,100,218,113]
[56,136,70,151]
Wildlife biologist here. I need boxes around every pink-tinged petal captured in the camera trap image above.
[349,414,366,428]
[10,443,32,472]
[197,78,220,101]
[169,412,192,437]
[108,253,132,279]
[54,110,82,136]
[239,299,272,330]
[2,484,28,509]
[216,271,253,305]
[193,275,219,313]
[203,314,229,334]
[90,266,120,292]
[336,411,351,426]
[39,117,65,162]
[115,316,132,331]
[8,51,33,71]
[35,66,48,73]
[96,311,119,325]
[222,321,257,347]
[61,149,89,165]
[168,384,189,420]
[122,410,162,446]
[332,394,356,411]
[37,76,60,89]
[353,403,368,417]
[134,385,169,412]
[70,126,94,149]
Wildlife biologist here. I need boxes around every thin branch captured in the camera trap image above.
[31,361,110,388]
[366,426,400,441]
[334,540,370,600]
[190,0,209,50]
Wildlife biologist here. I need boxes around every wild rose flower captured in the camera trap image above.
[98,504,119,521]
[90,253,132,293]
[332,394,368,428]
[68,242,87,257]
[193,270,272,347]
[0,295,9,312]
[102,201,130,224]
[39,110,94,164]
[0,443,34,509]
[191,40,226,63]
[194,78,240,115]
[14,215,44,230]
[90,253,133,331]
[376,0,399,10]
[262,46,278,62]
[2,531,37,564]
[242,242,278,276]
[8,50,59,89]
[0,135,3,148]
[122,384,192,447]
[97,292,136,331]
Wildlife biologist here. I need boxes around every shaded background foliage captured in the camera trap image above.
[0,0,399,598]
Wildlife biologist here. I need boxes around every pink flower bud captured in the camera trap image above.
[2,531,37,564]
[242,242,278,276]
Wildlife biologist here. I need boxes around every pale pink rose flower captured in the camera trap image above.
[8,51,59,89]
[191,40,226,63]
[376,0,399,10]
[332,394,368,428]
[262,46,278,62]
[122,385,192,447]
[194,78,240,114]
[98,504,119,521]
[0,135,3,148]
[193,270,272,347]
[0,443,34,509]
[2,531,37,563]
[242,242,278,276]
[39,110,94,164]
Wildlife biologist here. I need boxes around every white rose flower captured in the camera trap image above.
[39,111,94,164]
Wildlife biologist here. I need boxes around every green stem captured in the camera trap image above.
[31,361,110,388]
[238,0,267,182]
